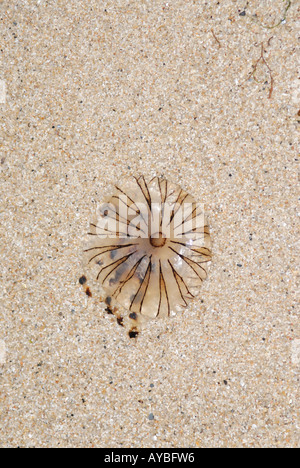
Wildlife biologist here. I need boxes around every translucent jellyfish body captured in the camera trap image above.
[83,176,212,326]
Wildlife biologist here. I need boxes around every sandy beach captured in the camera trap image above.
[0,0,299,448]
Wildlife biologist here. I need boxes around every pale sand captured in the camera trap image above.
[0,0,299,447]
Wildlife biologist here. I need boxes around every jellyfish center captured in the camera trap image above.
[149,231,167,248]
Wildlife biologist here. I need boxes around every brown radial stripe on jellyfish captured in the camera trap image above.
[83,176,212,331]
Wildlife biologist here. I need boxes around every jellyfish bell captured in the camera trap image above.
[82,176,212,334]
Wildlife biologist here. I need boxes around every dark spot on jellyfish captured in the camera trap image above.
[79,275,87,285]
[109,261,130,285]
[105,296,112,306]
[298,110,300,117]
[129,312,137,320]
[85,287,92,297]
[97,260,103,266]
[103,209,108,216]
[110,249,118,259]
[117,316,124,327]
[130,294,136,303]
[129,329,139,338]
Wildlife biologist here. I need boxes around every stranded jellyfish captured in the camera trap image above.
[82,176,212,333]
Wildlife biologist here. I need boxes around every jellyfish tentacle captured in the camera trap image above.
[97,251,138,281]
